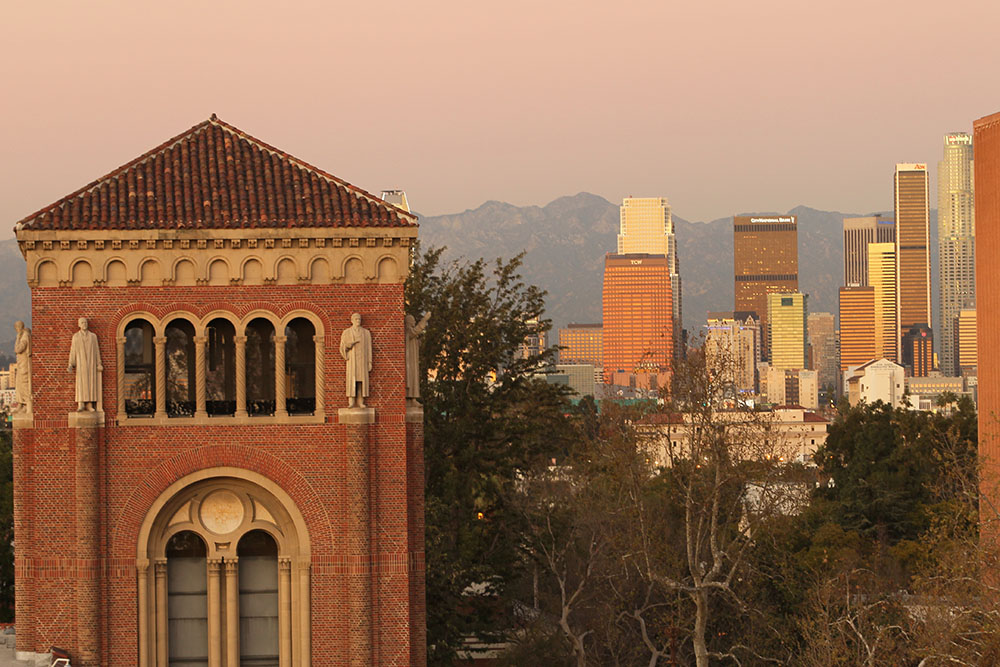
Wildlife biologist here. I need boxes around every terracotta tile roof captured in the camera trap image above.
[14,115,417,232]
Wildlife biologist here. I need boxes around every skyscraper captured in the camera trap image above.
[704,312,759,394]
[902,324,934,377]
[974,111,1000,519]
[734,215,798,360]
[937,133,976,376]
[956,309,977,376]
[843,216,896,286]
[602,254,673,379]
[868,242,898,362]
[619,197,682,357]
[807,312,837,391]
[895,163,932,352]
[768,292,808,371]
[839,286,877,371]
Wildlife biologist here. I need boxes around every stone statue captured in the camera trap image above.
[68,317,103,412]
[339,313,372,408]
[13,321,31,413]
[405,312,431,403]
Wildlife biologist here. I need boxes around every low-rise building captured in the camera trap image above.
[844,358,905,408]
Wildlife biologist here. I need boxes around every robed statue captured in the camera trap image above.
[68,317,103,412]
[405,312,431,403]
[14,321,31,413]
[339,313,373,408]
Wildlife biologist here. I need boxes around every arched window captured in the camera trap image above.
[246,319,275,416]
[206,318,236,416]
[166,530,208,666]
[165,319,196,417]
[238,530,279,665]
[124,319,155,416]
[284,318,316,415]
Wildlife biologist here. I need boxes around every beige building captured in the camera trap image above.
[641,405,829,466]
[938,133,976,376]
[704,312,759,394]
[768,292,807,370]
[762,365,818,409]
[843,216,895,287]
[807,312,837,390]
[868,242,898,362]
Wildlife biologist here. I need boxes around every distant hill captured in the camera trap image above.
[0,194,938,354]
[419,193,913,337]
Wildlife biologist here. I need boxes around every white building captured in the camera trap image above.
[844,358,905,408]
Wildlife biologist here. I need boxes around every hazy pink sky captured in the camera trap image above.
[3,0,999,236]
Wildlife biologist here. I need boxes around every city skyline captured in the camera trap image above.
[3,2,999,236]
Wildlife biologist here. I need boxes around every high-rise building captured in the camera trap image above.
[602,253,673,379]
[734,215,798,360]
[902,323,934,377]
[517,318,547,360]
[806,312,837,390]
[956,309,977,376]
[895,163,932,352]
[619,197,682,357]
[868,242,898,362]
[938,133,976,376]
[974,111,1000,515]
[767,292,807,371]
[558,323,603,368]
[704,312,759,394]
[843,216,896,286]
[839,286,877,371]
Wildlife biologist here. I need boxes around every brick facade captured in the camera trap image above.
[12,117,425,666]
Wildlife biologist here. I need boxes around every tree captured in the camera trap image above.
[406,246,575,664]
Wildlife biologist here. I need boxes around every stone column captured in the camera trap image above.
[138,563,150,667]
[298,563,312,667]
[275,335,288,418]
[116,335,126,417]
[235,336,247,418]
[224,559,239,667]
[73,413,102,665]
[313,334,325,419]
[195,335,208,418]
[155,559,168,667]
[339,407,375,665]
[278,558,292,667]
[154,335,167,418]
[207,559,222,667]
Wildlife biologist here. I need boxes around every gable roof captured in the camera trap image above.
[14,115,417,232]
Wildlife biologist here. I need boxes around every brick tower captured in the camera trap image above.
[11,116,425,666]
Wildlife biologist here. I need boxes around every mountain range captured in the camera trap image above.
[0,193,938,353]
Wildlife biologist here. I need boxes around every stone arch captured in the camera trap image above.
[275,256,298,285]
[71,259,94,287]
[342,255,364,283]
[135,467,312,667]
[242,257,264,285]
[172,258,197,286]
[104,258,128,286]
[376,255,398,284]
[36,259,58,287]
[139,259,162,286]
[207,258,230,286]
[308,257,331,284]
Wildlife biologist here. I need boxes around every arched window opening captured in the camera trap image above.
[124,319,155,416]
[238,530,279,666]
[206,318,236,416]
[246,319,275,416]
[166,530,208,667]
[284,318,316,415]
[165,319,196,417]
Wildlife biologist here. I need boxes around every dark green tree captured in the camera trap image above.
[406,246,575,664]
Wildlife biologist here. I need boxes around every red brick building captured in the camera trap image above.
[11,116,425,666]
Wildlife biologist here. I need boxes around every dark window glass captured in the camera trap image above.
[246,319,275,416]
[206,319,236,416]
[124,320,155,416]
[284,318,316,415]
[166,319,196,417]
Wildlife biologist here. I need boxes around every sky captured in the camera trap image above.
[3,0,999,238]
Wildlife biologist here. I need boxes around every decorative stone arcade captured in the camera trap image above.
[11,116,426,666]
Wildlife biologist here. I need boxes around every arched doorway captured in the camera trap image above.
[136,471,311,667]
